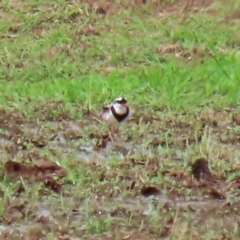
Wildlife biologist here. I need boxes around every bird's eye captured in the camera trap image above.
[114,97,127,105]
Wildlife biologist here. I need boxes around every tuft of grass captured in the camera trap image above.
[0,0,240,116]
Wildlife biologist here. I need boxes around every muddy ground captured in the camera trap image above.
[1,103,240,239]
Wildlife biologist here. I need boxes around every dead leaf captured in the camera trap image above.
[34,159,61,171]
[141,186,160,197]
[191,158,214,182]
[34,159,67,178]
[209,188,226,200]
[4,159,67,193]
[4,161,35,179]
[44,178,62,193]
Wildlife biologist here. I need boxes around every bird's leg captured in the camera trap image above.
[107,125,114,142]
[114,123,122,139]
[108,124,121,142]
[116,124,120,134]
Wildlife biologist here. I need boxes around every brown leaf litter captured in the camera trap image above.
[191,158,215,182]
[4,158,67,192]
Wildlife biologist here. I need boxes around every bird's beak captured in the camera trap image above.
[121,103,126,107]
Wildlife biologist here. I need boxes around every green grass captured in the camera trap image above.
[0,0,240,115]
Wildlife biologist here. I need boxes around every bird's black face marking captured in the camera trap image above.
[114,97,127,105]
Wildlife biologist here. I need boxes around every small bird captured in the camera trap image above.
[101,97,132,141]
[102,96,132,125]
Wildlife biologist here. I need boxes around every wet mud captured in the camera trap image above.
[1,104,240,238]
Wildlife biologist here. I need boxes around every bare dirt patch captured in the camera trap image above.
[161,0,214,13]
[85,0,214,15]
[1,104,240,238]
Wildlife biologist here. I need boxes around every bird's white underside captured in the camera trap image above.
[102,107,132,125]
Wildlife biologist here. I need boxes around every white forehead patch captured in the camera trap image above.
[114,96,127,102]
[115,97,123,101]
